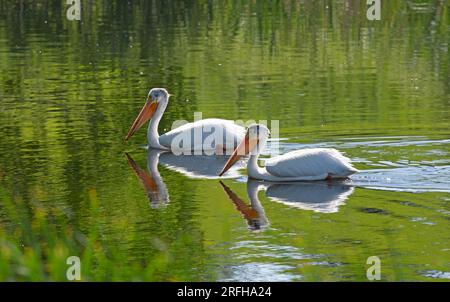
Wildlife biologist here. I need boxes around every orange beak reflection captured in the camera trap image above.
[125,153,158,193]
[125,99,158,141]
[219,181,259,221]
[219,134,259,176]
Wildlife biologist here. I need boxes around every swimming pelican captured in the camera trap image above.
[125,88,245,152]
[219,124,358,181]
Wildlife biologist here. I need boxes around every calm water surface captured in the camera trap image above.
[0,1,449,281]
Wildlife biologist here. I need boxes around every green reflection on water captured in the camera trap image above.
[0,0,449,281]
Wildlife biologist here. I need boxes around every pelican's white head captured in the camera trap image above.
[219,124,270,176]
[125,88,170,141]
[247,124,270,144]
[148,88,170,105]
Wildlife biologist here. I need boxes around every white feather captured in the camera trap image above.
[159,118,245,151]
[265,148,358,178]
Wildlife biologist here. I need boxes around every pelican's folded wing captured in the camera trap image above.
[265,148,358,178]
[159,118,245,150]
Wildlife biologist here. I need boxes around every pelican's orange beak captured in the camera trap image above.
[125,98,158,141]
[219,133,259,176]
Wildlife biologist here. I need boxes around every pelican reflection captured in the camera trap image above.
[220,179,354,227]
[126,149,245,207]
[219,181,269,231]
[250,179,354,213]
[157,151,245,179]
[125,151,169,208]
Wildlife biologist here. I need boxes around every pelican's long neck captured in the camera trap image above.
[247,154,260,177]
[148,97,168,149]
[247,143,269,179]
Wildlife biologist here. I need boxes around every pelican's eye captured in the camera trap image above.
[150,92,161,101]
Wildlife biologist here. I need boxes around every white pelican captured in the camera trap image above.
[125,88,245,152]
[219,124,358,181]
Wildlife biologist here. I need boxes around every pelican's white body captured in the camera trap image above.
[156,119,245,152]
[247,148,358,181]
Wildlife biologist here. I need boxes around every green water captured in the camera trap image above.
[0,0,449,281]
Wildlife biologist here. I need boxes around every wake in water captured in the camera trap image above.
[264,137,450,194]
[351,165,450,193]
